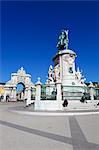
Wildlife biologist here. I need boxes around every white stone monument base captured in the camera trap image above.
[34,100,99,111]
[35,100,63,111]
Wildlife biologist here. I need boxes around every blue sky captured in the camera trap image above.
[1,1,99,83]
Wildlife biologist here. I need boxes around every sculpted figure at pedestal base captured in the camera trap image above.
[75,67,86,85]
[46,65,55,84]
[53,65,60,82]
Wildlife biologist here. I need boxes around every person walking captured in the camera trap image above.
[62,99,68,107]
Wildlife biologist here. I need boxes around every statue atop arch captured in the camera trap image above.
[17,67,26,76]
[57,30,69,50]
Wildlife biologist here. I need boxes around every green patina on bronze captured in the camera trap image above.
[57,30,69,51]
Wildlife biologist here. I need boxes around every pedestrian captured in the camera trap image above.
[97,102,99,106]
[62,99,68,107]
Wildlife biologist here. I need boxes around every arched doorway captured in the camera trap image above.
[16,82,25,101]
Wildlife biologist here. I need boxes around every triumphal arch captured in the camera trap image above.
[4,67,35,101]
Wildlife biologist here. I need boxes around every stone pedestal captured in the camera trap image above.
[90,87,94,101]
[89,83,94,101]
[26,88,31,106]
[25,88,28,99]
[35,78,42,110]
[13,87,16,99]
[56,80,62,109]
[4,91,7,102]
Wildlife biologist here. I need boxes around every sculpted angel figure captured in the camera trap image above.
[48,65,54,82]
[54,65,60,81]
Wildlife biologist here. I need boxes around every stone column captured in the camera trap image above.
[11,88,14,98]
[4,90,7,102]
[59,55,62,81]
[90,87,94,101]
[35,77,42,110]
[13,87,16,100]
[25,88,28,99]
[26,88,31,106]
[56,80,62,109]
[89,83,94,101]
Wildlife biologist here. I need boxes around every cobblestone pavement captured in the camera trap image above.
[0,102,99,150]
